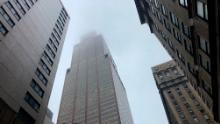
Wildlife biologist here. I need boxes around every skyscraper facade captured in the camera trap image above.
[152,60,216,124]
[58,33,133,124]
[0,0,69,123]
[134,0,220,121]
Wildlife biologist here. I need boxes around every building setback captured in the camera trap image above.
[57,33,133,124]
[152,60,216,124]
[134,0,220,122]
[0,0,69,123]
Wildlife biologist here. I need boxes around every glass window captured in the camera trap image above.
[27,0,34,6]
[179,0,188,7]
[35,68,48,85]
[154,0,159,8]
[42,51,53,66]
[0,7,15,27]
[198,36,210,54]
[199,54,211,72]
[21,0,30,10]
[46,44,55,58]
[51,33,59,46]
[196,0,208,20]
[59,16,65,27]
[55,24,62,35]
[0,21,8,35]
[170,12,179,27]
[53,28,61,40]
[39,59,51,75]
[24,92,40,111]
[13,0,26,15]
[49,38,57,52]
[30,79,44,97]
[57,19,63,31]
[5,1,21,21]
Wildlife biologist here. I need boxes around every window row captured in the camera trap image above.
[151,0,208,21]
[0,0,38,36]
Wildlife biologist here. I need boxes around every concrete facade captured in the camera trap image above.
[152,61,217,124]
[134,0,220,122]
[57,33,133,124]
[0,0,69,123]
[43,109,53,124]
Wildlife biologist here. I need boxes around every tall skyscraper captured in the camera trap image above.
[152,60,216,124]
[134,0,220,121]
[58,33,133,124]
[0,0,69,123]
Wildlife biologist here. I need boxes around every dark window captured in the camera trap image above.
[181,22,191,38]
[60,12,66,22]
[35,68,48,85]
[59,14,65,25]
[0,7,15,27]
[21,0,30,10]
[46,44,55,58]
[24,92,40,111]
[196,0,208,20]
[62,8,68,17]
[5,1,21,21]
[39,59,51,75]
[27,0,34,6]
[55,24,62,35]
[61,10,67,20]
[199,54,211,72]
[13,0,26,15]
[51,33,59,46]
[161,4,167,16]
[17,108,35,124]
[0,21,8,35]
[59,16,65,27]
[198,35,210,54]
[53,28,61,40]
[170,12,179,28]
[49,38,57,52]
[42,51,53,66]
[30,79,44,97]
[57,19,63,31]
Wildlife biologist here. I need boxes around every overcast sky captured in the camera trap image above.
[48,0,172,123]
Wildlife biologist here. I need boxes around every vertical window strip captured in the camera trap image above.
[42,51,53,66]
[24,92,40,111]
[35,68,48,85]
[0,7,15,27]
[31,79,44,97]
[5,1,21,21]
[13,0,26,15]
[46,44,56,58]
[39,59,51,75]
[21,0,30,10]
[0,21,8,35]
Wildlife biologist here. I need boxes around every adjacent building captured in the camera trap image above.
[134,0,220,121]
[43,109,54,124]
[57,33,133,124]
[0,0,69,123]
[152,60,216,124]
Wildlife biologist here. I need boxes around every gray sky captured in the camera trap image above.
[48,0,172,123]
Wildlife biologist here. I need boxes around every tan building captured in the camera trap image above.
[134,0,220,122]
[0,0,69,123]
[152,60,216,124]
[57,33,133,124]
